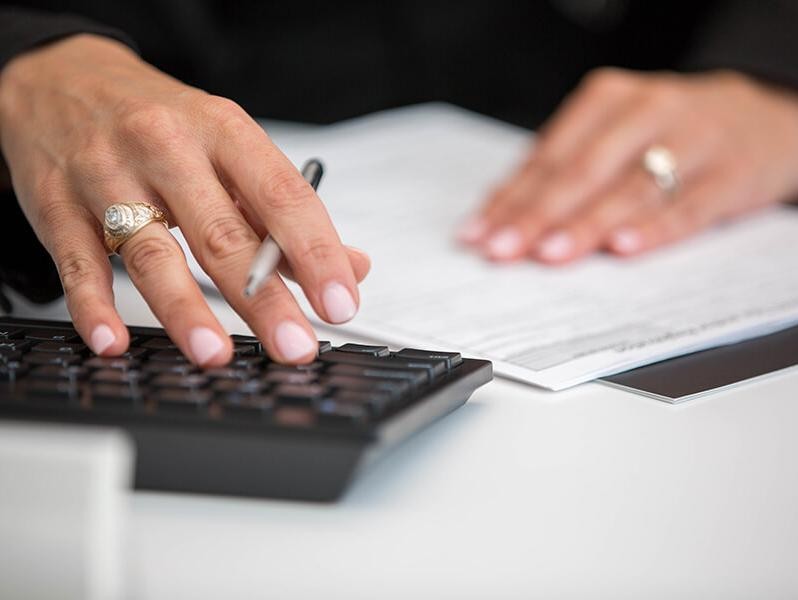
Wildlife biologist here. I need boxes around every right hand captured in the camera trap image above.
[0,34,370,366]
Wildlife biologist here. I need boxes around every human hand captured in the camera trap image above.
[0,35,369,366]
[458,69,798,263]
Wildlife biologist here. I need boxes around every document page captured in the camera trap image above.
[177,103,798,390]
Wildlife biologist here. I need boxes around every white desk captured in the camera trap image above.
[13,273,798,599]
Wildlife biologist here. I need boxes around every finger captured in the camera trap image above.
[279,245,371,285]
[459,68,639,243]
[210,102,359,325]
[144,151,320,364]
[480,91,679,261]
[33,200,129,355]
[116,221,234,366]
[606,169,746,256]
[534,128,718,263]
[533,169,663,263]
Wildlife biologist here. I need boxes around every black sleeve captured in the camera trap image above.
[0,7,137,309]
[0,6,137,70]
[684,0,798,89]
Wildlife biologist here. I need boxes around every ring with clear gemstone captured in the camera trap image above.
[102,203,168,254]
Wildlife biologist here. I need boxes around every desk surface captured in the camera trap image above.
[12,273,798,600]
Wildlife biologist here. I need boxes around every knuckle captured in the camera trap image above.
[68,142,118,182]
[295,238,338,266]
[582,67,633,96]
[198,214,257,264]
[205,96,252,131]
[59,254,103,298]
[563,155,599,184]
[642,82,683,113]
[259,169,312,211]
[118,103,184,148]
[34,197,79,230]
[123,236,178,279]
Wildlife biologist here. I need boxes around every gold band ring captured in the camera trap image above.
[103,202,168,254]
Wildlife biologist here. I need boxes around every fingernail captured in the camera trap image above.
[457,216,488,243]
[346,245,370,259]
[609,228,642,254]
[537,231,574,262]
[90,324,116,355]
[275,321,317,361]
[322,282,358,323]
[485,227,524,259]
[188,326,226,365]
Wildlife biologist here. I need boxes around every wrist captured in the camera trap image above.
[0,34,142,126]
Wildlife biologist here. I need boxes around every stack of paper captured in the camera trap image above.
[178,103,798,390]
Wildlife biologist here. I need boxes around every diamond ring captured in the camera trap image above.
[642,145,679,195]
[103,203,168,254]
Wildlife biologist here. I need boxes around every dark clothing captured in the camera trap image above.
[1,0,797,304]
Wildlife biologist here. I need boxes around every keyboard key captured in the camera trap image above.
[320,352,445,379]
[31,341,88,355]
[24,352,82,367]
[325,363,428,389]
[394,348,463,370]
[155,388,212,413]
[212,379,266,397]
[120,347,149,360]
[142,362,197,376]
[90,369,147,384]
[336,343,390,357]
[25,328,79,342]
[149,349,190,363]
[31,365,89,381]
[205,367,254,380]
[141,337,177,350]
[229,356,266,369]
[85,357,140,371]
[261,370,317,385]
[150,373,209,389]
[0,340,33,353]
[232,344,257,357]
[221,395,274,420]
[0,327,24,339]
[273,406,316,427]
[91,382,143,407]
[316,398,369,425]
[231,334,262,354]
[320,375,411,402]
[26,379,80,402]
[266,361,324,373]
[274,383,326,406]
[0,360,28,382]
[331,390,394,417]
[0,350,23,362]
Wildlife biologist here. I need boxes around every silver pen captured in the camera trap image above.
[242,159,324,298]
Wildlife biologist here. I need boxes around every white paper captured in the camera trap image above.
[176,103,798,390]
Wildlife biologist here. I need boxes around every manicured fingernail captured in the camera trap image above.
[537,231,574,262]
[485,227,524,259]
[609,228,642,254]
[90,324,116,355]
[322,282,358,323]
[188,327,226,365]
[457,216,488,243]
[346,245,369,258]
[275,321,317,361]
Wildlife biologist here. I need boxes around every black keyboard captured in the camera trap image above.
[0,317,491,501]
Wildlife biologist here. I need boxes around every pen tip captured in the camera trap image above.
[243,277,254,298]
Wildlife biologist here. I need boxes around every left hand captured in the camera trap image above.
[458,69,798,263]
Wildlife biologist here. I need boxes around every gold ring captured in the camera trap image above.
[103,202,168,254]
[642,145,679,195]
